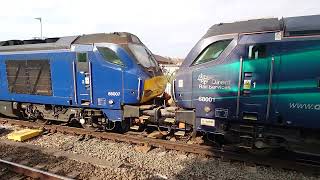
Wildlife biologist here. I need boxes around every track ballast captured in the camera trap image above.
[0,117,319,175]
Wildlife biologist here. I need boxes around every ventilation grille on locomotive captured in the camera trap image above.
[6,60,52,96]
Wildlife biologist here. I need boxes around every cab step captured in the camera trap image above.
[139,105,154,110]
[164,118,175,124]
[240,135,254,139]
[130,125,140,130]
[174,131,185,136]
[239,135,254,149]
[239,125,255,134]
[238,145,252,149]
[139,115,150,120]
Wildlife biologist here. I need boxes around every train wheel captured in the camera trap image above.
[114,119,130,133]
[81,124,96,130]
[80,118,97,130]
[105,120,116,131]
[35,118,47,124]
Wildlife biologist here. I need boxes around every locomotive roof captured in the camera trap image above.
[74,32,142,44]
[203,18,280,38]
[0,32,142,52]
[203,14,320,38]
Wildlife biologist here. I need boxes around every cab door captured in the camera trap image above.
[238,44,278,122]
[74,52,93,106]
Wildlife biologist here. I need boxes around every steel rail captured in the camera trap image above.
[0,158,73,180]
[0,117,320,175]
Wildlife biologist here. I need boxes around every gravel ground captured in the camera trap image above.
[0,142,155,179]
[0,124,319,180]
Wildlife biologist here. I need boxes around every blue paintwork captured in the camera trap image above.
[0,43,152,121]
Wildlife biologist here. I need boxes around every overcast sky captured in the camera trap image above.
[0,0,319,58]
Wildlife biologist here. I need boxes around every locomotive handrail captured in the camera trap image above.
[172,79,177,102]
[137,78,142,100]
[89,61,93,104]
[72,61,78,104]
[236,57,243,117]
[266,56,275,120]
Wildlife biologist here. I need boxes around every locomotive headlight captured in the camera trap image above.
[80,118,85,124]
[204,106,211,113]
[108,99,114,105]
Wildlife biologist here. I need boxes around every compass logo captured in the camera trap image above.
[197,73,210,85]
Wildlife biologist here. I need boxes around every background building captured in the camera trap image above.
[154,55,183,96]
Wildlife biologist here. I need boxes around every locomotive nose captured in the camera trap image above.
[140,75,167,103]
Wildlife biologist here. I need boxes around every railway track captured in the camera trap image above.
[0,117,320,175]
[0,158,74,180]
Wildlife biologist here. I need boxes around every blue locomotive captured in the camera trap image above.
[0,32,167,130]
[173,15,320,154]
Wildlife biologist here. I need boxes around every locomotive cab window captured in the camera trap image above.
[97,47,124,66]
[76,52,89,72]
[77,52,87,62]
[248,45,267,59]
[192,39,232,66]
[128,44,157,68]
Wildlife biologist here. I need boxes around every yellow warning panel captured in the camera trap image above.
[141,75,167,103]
[243,79,251,90]
[7,129,42,142]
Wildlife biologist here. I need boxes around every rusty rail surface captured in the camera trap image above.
[0,117,320,175]
[0,158,73,180]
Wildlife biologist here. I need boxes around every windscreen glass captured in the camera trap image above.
[97,47,124,66]
[127,44,157,68]
[192,39,232,65]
